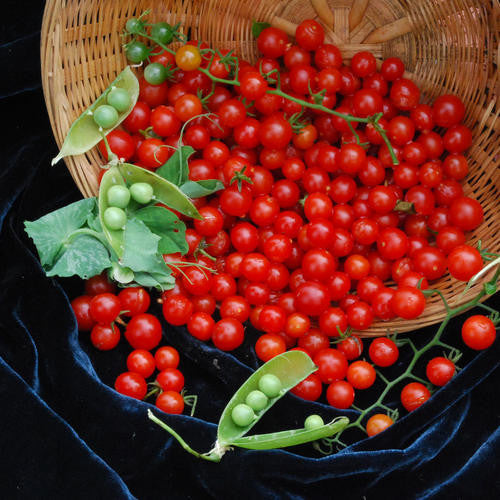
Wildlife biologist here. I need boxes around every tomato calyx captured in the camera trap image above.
[229,166,253,192]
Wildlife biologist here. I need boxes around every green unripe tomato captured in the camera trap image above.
[144,63,168,85]
[130,182,154,204]
[103,207,127,230]
[304,414,324,431]
[258,374,282,398]
[125,18,143,35]
[125,40,149,63]
[245,390,269,412]
[151,22,174,44]
[107,87,131,112]
[107,185,131,208]
[231,403,255,427]
[93,105,119,129]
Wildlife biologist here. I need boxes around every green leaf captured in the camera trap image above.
[180,179,225,199]
[484,282,497,295]
[46,234,111,279]
[120,218,169,275]
[134,271,175,291]
[134,206,188,255]
[156,145,195,186]
[24,198,97,266]
[252,20,271,38]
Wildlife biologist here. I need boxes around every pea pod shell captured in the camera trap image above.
[217,351,317,445]
[230,417,350,450]
[117,163,201,219]
[99,165,200,257]
[51,66,139,165]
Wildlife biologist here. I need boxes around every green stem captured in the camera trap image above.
[148,410,222,462]
[328,265,500,445]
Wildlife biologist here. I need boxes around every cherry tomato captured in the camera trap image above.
[127,349,155,378]
[156,391,184,414]
[314,348,348,384]
[212,318,245,351]
[449,196,484,231]
[337,335,363,361]
[257,27,288,58]
[400,382,430,412]
[366,414,394,436]
[89,293,121,325]
[391,287,426,320]
[461,315,496,350]
[162,295,194,326]
[326,380,355,409]
[71,295,95,331]
[155,346,180,370]
[369,337,399,367]
[426,357,455,386]
[291,373,323,401]
[157,368,184,392]
[175,45,202,71]
[447,245,483,281]
[433,94,465,127]
[90,323,120,350]
[115,372,147,399]
[118,287,150,317]
[255,333,286,362]
[346,360,376,389]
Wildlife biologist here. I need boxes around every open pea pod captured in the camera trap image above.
[51,66,139,165]
[230,417,349,450]
[118,163,201,219]
[99,164,200,257]
[148,351,350,463]
[217,351,317,445]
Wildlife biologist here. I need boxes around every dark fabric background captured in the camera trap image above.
[1,2,499,498]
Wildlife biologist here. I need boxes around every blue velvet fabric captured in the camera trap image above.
[1,3,499,498]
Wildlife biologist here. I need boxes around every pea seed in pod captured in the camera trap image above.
[245,390,269,411]
[107,87,132,112]
[130,182,154,204]
[304,414,324,431]
[144,63,168,85]
[103,207,127,230]
[93,104,119,129]
[258,373,282,398]
[107,184,131,208]
[231,403,255,427]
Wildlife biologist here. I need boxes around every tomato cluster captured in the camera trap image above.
[93,19,493,427]
[71,273,186,414]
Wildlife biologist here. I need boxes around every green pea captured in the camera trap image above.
[151,22,174,44]
[107,185,131,208]
[245,390,269,412]
[304,414,324,431]
[107,87,131,112]
[93,105,119,129]
[103,207,126,230]
[125,40,149,63]
[231,404,255,427]
[144,63,168,85]
[130,182,154,204]
[110,262,134,284]
[258,374,282,398]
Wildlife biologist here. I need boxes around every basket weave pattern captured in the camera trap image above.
[41,0,499,336]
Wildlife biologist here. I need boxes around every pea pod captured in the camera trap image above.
[230,417,349,450]
[216,351,317,445]
[51,66,139,165]
[148,351,350,462]
[99,164,200,257]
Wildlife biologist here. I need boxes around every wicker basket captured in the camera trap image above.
[41,0,499,336]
